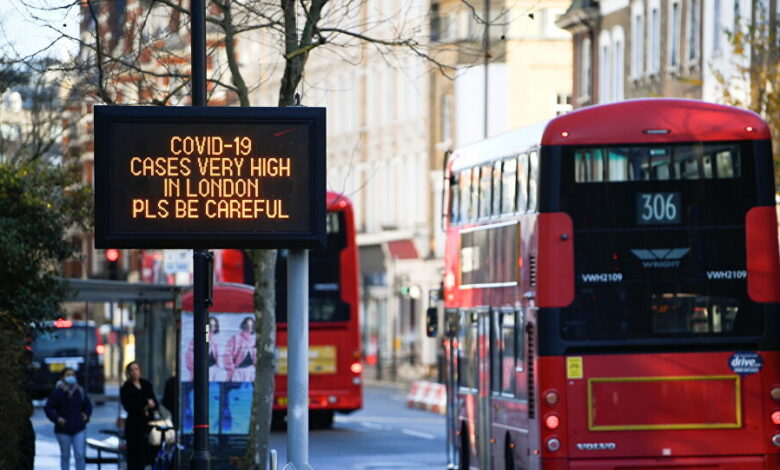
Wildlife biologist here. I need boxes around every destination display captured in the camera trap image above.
[94,106,326,248]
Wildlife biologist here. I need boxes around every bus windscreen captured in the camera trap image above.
[275,211,350,323]
[559,141,762,342]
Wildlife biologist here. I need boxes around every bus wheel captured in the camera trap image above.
[459,424,469,470]
[504,437,515,470]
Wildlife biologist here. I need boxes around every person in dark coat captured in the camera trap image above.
[44,368,93,470]
[120,361,158,470]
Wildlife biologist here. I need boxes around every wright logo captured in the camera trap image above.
[630,248,690,268]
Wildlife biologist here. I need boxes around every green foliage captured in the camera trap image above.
[715,6,780,186]
[0,159,91,325]
[0,158,90,469]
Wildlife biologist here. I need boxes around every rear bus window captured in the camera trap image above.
[574,144,741,182]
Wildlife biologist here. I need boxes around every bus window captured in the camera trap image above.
[515,309,525,372]
[606,148,630,181]
[517,153,529,212]
[528,151,539,212]
[501,158,517,214]
[702,154,714,178]
[459,169,471,222]
[491,311,502,394]
[676,144,704,179]
[492,161,502,215]
[458,311,478,390]
[450,173,460,223]
[479,164,493,218]
[715,147,740,178]
[500,312,516,396]
[574,148,605,182]
[470,167,480,220]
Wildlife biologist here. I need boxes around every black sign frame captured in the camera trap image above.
[94,106,326,249]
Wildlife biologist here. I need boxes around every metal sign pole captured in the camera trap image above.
[283,249,313,470]
[191,1,210,470]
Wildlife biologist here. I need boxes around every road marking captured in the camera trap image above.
[401,429,435,440]
[360,422,383,430]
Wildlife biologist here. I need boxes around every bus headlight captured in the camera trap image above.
[772,434,780,447]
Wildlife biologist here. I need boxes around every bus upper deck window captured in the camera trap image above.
[470,167,480,220]
[492,161,502,215]
[479,164,493,218]
[459,168,471,222]
[517,154,529,212]
[450,173,461,223]
[606,148,630,181]
[528,151,539,212]
[716,150,739,178]
[501,158,517,214]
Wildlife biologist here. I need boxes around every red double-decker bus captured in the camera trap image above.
[438,99,780,469]
[208,191,362,428]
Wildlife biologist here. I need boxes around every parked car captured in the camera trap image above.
[28,319,105,399]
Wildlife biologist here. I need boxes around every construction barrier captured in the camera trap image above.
[406,380,446,415]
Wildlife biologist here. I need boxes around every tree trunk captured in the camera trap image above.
[245,249,277,470]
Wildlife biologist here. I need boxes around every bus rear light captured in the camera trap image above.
[54,318,73,328]
[96,345,106,355]
[546,438,561,452]
[771,387,780,400]
[773,434,780,447]
[771,411,780,425]
[350,362,363,374]
[544,414,560,430]
[544,391,559,406]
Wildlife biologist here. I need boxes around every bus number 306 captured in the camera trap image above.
[637,192,681,225]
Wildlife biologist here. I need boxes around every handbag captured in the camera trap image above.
[147,414,176,446]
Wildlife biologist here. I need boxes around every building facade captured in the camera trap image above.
[557,0,707,107]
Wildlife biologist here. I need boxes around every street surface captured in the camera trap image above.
[33,384,446,470]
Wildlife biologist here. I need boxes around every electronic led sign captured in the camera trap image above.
[94,106,326,248]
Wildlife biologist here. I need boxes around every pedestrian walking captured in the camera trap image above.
[120,361,159,470]
[44,368,93,470]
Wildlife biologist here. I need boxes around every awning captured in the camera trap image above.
[387,239,419,260]
[61,278,181,302]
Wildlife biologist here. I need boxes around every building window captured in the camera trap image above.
[440,95,452,143]
[631,2,645,78]
[554,92,572,115]
[430,3,441,42]
[713,0,722,52]
[669,0,682,69]
[599,30,612,103]
[687,0,700,61]
[580,36,592,101]
[649,1,661,72]
[613,26,625,100]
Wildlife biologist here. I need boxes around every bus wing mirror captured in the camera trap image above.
[426,307,438,337]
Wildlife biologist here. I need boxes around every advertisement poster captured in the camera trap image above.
[180,312,256,469]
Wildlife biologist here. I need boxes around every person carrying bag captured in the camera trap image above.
[121,361,159,470]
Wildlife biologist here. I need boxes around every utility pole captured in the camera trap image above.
[191,1,212,469]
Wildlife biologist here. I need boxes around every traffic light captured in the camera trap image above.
[105,249,120,280]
